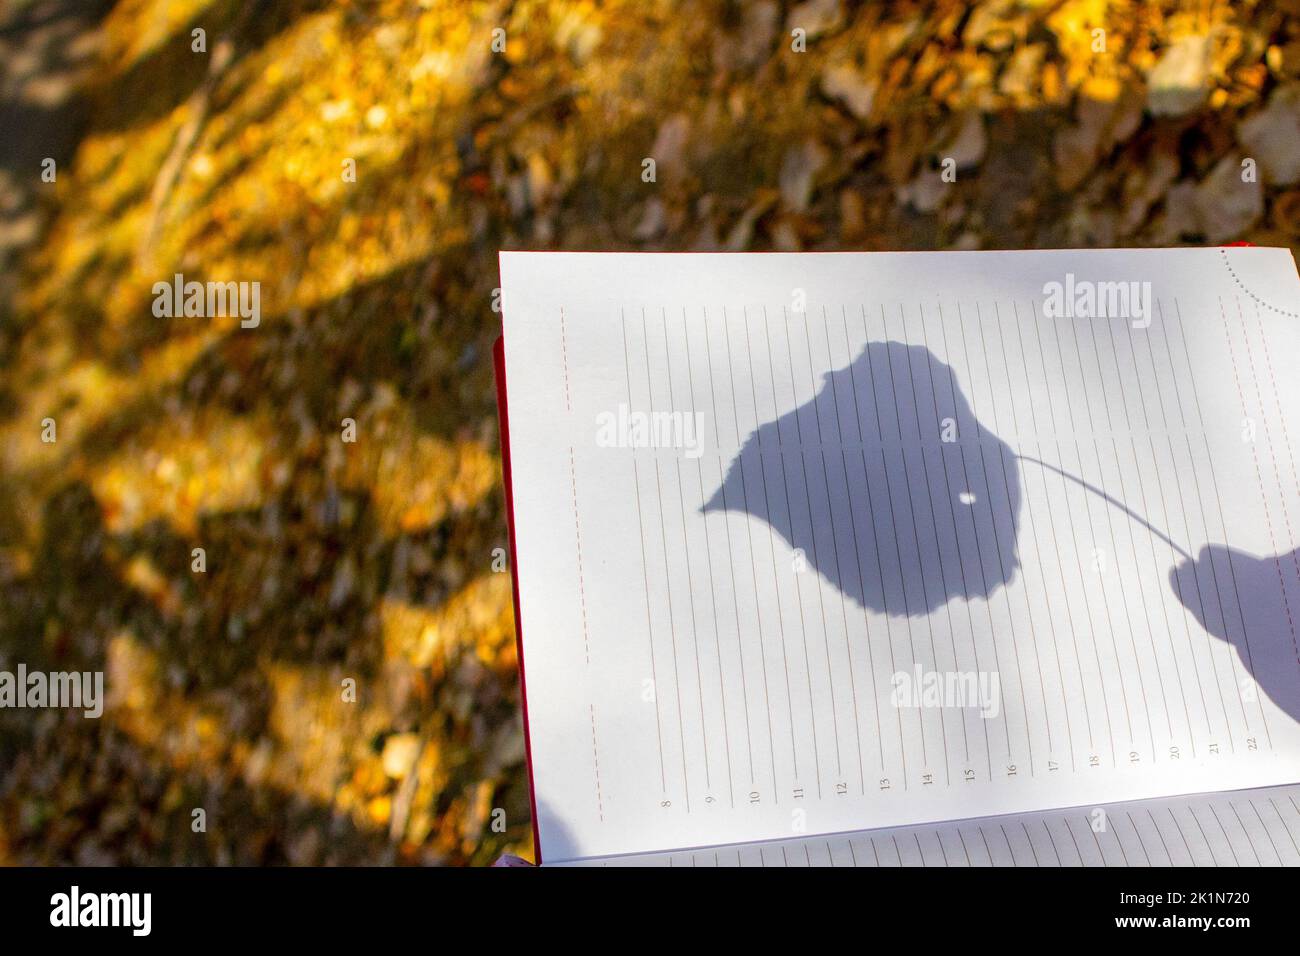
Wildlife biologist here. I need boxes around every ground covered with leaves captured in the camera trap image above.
[0,0,1298,864]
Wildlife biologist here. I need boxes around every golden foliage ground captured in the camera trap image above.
[0,0,1297,864]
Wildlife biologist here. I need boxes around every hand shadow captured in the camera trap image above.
[1170,544,1300,724]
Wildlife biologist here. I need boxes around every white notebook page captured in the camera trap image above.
[564,784,1300,867]
[499,248,1300,864]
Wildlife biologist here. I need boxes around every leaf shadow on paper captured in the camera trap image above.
[703,340,1022,618]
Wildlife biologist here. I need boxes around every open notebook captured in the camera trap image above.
[496,247,1300,866]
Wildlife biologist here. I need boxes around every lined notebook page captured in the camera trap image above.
[565,784,1300,866]
[499,248,1300,864]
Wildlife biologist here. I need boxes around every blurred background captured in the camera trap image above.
[0,0,1297,865]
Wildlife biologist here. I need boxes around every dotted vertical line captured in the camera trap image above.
[590,703,605,822]
[1220,300,1299,662]
[560,305,573,413]
[1234,298,1300,670]
[1247,301,1300,661]
[570,444,602,821]
[568,446,590,666]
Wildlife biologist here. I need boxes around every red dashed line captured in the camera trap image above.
[560,306,573,412]
[1227,295,1300,671]
[569,447,601,818]
[1248,298,1300,597]
[590,703,605,822]
[1220,298,1300,664]
[1220,249,1300,320]
[569,446,590,666]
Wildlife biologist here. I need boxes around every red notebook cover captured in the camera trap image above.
[493,334,544,863]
